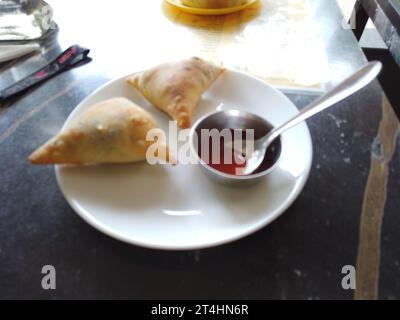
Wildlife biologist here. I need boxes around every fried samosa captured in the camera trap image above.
[127,57,224,129]
[29,97,173,165]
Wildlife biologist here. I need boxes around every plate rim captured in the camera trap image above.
[165,0,257,15]
[55,69,313,251]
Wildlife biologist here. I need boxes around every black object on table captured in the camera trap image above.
[0,45,90,103]
[350,0,400,118]
[351,0,400,65]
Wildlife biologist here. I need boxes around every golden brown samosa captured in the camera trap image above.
[29,97,173,165]
[127,57,224,129]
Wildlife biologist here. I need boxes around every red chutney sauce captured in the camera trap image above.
[207,140,247,175]
[198,129,281,176]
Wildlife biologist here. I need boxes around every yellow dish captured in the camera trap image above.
[165,0,257,15]
[182,0,247,9]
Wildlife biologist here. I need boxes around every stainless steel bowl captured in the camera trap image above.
[190,110,282,187]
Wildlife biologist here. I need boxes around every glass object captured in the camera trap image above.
[0,0,57,41]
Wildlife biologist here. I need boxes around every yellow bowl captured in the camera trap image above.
[165,0,257,15]
[182,0,247,8]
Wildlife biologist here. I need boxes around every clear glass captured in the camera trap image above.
[0,0,57,41]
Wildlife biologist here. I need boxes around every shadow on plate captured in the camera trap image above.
[58,163,184,213]
[197,166,297,224]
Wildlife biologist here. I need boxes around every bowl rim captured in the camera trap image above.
[165,0,257,16]
[189,109,283,181]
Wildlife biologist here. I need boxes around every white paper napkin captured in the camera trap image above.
[0,44,40,63]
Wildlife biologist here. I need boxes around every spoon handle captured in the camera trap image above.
[266,61,382,143]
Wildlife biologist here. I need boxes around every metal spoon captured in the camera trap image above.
[243,61,383,175]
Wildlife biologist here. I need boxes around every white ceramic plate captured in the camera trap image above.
[56,70,313,250]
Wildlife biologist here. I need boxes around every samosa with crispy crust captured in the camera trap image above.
[127,57,224,129]
[29,97,173,165]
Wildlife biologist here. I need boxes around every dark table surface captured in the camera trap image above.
[0,0,399,300]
